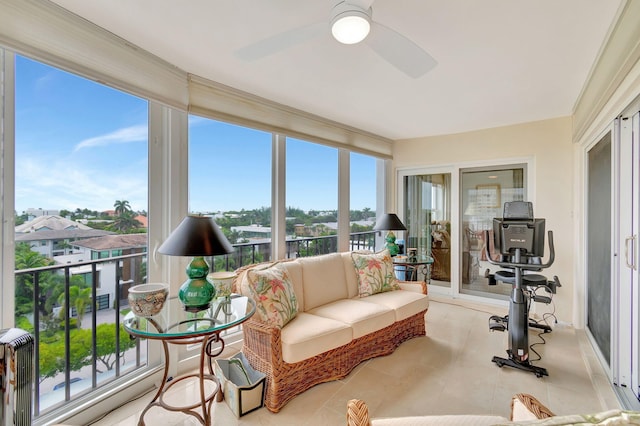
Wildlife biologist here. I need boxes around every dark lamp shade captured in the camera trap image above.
[373,213,407,231]
[158,215,234,257]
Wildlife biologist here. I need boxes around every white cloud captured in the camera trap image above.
[15,156,147,213]
[74,125,147,151]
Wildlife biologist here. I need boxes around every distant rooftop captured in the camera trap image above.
[73,233,147,250]
[15,229,115,242]
[134,215,148,228]
[15,215,91,233]
[231,225,271,234]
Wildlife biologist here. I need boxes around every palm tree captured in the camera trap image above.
[111,211,142,233]
[113,200,131,216]
[57,285,92,329]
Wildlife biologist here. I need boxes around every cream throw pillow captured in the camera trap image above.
[351,249,401,297]
[247,263,298,328]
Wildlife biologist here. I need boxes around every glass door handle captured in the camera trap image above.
[625,235,637,270]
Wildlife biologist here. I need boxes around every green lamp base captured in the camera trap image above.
[178,256,216,313]
[385,231,400,257]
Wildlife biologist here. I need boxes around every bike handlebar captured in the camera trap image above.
[483,230,555,271]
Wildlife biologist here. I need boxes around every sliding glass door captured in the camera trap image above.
[605,107,640,408]
[459,166,526,299]
[402,173,451,287]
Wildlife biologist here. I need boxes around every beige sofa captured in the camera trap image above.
[234,250,429,413]
[346,394,640,425]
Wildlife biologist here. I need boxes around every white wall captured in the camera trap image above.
[393,117,575,322]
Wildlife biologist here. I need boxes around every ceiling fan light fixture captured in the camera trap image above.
[331,5,371,45]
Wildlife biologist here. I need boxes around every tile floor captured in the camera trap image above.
[88,296,620,425]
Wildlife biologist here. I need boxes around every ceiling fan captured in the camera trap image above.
[235,0,437,79]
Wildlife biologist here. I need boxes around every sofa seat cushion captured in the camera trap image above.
[308,299,396,339]
[360,290,429,321]
[281,312,352,364]
[371,415,509,426]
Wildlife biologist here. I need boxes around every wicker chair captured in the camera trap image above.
[346,394,555,425]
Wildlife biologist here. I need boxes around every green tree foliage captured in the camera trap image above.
[57,285,92,329]
[104,200,143,233]
[38,329,92,382]
[14,242,55,317]
[37,323,136,383]
[109,211,142,233]
[93,323,137,372]
[73,208,100,220]
[113,200,132,216]
[15,211,28,226]
[38,338,67,383]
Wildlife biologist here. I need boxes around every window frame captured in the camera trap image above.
[1,43,386,425]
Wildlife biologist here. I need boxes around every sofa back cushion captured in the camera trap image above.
[279,261,304,311]
[342,252,361,299]
[299,253,348,311]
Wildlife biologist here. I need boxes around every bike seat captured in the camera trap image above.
[494,271,548,286]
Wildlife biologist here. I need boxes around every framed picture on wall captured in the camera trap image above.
[476,184,501,208]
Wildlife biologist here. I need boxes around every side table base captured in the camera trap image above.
[138,373,220,425]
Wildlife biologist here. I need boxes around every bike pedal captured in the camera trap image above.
[489,321,506,332]
[489,316,506,332]
[533,295,552,304]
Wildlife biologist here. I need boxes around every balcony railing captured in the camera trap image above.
[214,231,376,269]
[14,231,376,421]
[15,252,147,418]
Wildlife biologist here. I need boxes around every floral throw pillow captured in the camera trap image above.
[351,249,401,297]
[246,264,298,328]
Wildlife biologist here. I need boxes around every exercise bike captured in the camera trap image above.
[484,201,561,378]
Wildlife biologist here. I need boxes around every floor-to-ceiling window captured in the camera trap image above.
[13,54,150,415]
[286,138,339,255]
[0,14,380,424]
[188,116,272,267]
[350,152,377,251]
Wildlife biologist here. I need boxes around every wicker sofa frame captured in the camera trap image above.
[241,303,427,412]
[232,256,428,413]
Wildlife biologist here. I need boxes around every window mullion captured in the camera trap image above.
[0,48,15,329]
[272,134,286,260]
[338,149,350,252]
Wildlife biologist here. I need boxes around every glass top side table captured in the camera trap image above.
[392,255,434,283]
[123,295,256,425]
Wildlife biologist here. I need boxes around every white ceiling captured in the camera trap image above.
[50,0,622,140]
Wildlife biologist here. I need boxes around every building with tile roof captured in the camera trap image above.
[15,215,115,258]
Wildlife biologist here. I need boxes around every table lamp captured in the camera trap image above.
[373,213,407,256]
[158,215,234,312]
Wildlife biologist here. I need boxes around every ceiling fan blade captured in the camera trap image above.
[236,22,325,61]
[344,0,375,9]
[342,0,375,10]
[366,22,437,78]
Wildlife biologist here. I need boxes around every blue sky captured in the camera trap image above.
[14,55,376,215]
